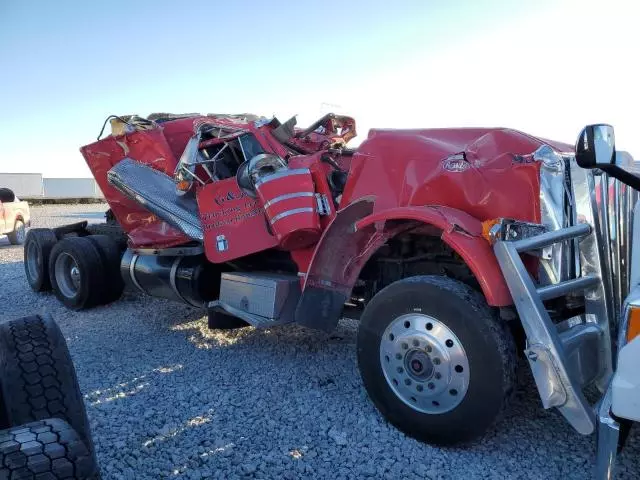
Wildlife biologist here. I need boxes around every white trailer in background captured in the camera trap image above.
[42,178,103,199]
[0,173,103,199]
[0,173,43,198]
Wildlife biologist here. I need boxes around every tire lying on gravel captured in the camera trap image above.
[357,275,517,446]
[0,314,95,458]
[48,237,108,310]
[23,229,58,292]
[85,234,124,304]
[0,418,98,479]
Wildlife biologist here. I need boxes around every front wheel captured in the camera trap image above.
[357,275,517,445]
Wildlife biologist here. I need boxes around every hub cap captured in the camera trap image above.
[54,253,81,298]
[379,313,470,414]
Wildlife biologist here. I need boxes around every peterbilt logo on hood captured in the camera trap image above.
[442,152,470,172]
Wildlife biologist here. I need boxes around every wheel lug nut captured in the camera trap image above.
[401,342,408,350]
[395,353,402,360]
[416,385,424,392]
[426,345,432,353]
[404,379,411,386]
[434,372,442,380]
[427,382,435,390]
[433,358,441,366]
[397,366,403,373]
[412,339,419,347]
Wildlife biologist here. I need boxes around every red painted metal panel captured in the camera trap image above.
[197,178,278,263]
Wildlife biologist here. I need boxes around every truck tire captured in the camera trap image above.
[0,314,94,458]
[23,229,58,292]
[48,237,106,310]
[0,419,98,479]
[86,235,124,304]
[85,223,128,249]
[7,219,26,245]
[357,275,517,446]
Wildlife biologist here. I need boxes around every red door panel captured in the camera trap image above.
[197,178,278,263]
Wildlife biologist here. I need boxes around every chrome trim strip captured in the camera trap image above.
[129,254,146,294]
[269,207,315,225]
[254,168,311,187]
[263,192,314,209]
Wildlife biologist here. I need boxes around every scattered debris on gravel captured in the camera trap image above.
[1,204,638,479]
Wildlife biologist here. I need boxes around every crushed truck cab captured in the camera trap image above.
[22,112,639,478]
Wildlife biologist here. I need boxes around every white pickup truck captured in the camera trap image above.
[0,188,30,245]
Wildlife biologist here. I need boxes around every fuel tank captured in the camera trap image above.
[120,249,220,307]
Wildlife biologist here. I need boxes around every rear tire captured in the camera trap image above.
[357,275,517,445]
[86,234,124,304]
[48,237,106,310]
[0,314,95,457]
[7,219,26,245]
[85,223,127,249]
[23,229,58,292]
[0,419,98,479]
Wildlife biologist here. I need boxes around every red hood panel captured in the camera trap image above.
[342,128,567,224]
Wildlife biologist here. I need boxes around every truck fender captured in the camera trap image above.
[355,206,511,307]
[295,202,511,332]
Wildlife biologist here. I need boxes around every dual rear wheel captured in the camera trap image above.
[24,230,124,310]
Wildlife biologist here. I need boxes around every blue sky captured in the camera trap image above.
[0,0,637,177]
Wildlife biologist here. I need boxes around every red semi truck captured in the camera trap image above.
[21,113,639,477]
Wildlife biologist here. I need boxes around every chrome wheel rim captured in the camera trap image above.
[379,313,470,414]
[26,240,40,280]
[54,253,81,298]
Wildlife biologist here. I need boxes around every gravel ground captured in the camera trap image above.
[0,203,639,479]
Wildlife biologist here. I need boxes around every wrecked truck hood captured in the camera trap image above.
[342,127,574,225]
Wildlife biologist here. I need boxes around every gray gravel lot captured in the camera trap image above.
[1,204,638,479]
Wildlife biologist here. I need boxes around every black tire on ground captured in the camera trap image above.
[23,229,58,292]
[7,219,26,245]
[0,314,94,458]
[357,275,517,446]
[48,237,106,310]
[0,418,98,479]
[207,309,250,330]
[85,234,124,304]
